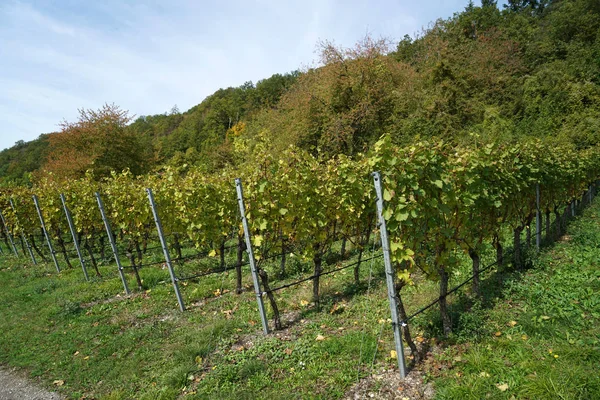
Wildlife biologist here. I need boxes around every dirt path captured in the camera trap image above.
[0,367,62,400]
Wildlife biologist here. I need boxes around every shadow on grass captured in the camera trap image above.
[409,210,580,362]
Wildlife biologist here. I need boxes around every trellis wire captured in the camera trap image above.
[261,254,383,295]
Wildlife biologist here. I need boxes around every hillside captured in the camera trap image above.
[0,162,597,399]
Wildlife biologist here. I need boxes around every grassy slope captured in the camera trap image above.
[0,240,400,399]
[430,202,600,399]
[0,202,598,399]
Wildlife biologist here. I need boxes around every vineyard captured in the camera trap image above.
[0,135,598,390]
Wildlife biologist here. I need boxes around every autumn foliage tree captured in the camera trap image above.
[40,104,147,181]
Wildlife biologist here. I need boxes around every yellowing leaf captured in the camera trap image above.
[390,350,397,359]
[208,249,217,257]
[383,189,393,201]
[315,334,326,341]
[252,235,263,247]
[508,320,517,327]
[494,331,502,337]
[279,208,288,215]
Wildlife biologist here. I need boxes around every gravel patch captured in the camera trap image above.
[0,367,63,400]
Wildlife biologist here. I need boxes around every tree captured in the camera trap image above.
[40,103,147,181]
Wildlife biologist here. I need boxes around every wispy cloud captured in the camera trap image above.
[0,0,469,151]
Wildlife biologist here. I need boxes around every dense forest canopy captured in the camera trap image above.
[1,0,599,186]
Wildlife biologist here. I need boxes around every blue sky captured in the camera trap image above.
[0,0,479,151]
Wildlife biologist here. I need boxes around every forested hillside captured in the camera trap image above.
[1,0,598,186]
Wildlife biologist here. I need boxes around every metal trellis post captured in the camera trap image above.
[536,184,541,250]
[10,198,37,265]
[146,188,185,311]
[235,178,270,335]
[372,171,407,379]
[60,193,89,281]
[95,192,130,295]
[0,209,19,257]
[32,195,60,272]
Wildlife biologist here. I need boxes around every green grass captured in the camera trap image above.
[0,239,398,399]
[429,203,600,399]
[0,204,598,399]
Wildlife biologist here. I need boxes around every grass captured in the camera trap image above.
[429,202,600,399]
[0,237,398,399]
[0,201,598,399]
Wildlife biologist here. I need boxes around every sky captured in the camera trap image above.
[0,0,480,151]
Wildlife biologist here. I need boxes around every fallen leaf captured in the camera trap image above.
[508,320,518,327]
[53,380,65,386]
[390,350,397,359]
[521,334,528,340]
[73,351,79,356]
[300,300,309,307]
[496,383,509,392]
[494,331,502,337]
[315,334,326,341]
[284,348,293,355]
[480,371,490,378]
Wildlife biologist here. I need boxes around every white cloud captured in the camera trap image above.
[0,0,470,151]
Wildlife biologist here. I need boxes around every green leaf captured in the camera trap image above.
[395,212,409,222]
